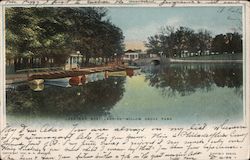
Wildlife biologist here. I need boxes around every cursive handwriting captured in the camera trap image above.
[0,0,245,6]
[0,120,249,160]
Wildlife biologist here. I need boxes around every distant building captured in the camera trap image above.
[122,49,148,61]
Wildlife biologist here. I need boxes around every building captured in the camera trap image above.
[65,53,83,70]
[122,50,148,61]
[6,52,84,74]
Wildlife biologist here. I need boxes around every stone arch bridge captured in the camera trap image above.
[134,57,161,65]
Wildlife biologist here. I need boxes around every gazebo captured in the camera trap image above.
[65,52,83,70]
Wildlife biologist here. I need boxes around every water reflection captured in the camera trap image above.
[6,77,125,116]
[6,63,243,123]
[142,63,242,97]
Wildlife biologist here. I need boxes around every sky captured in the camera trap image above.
[106,6,242,50]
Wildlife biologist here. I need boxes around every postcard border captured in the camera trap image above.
[0,1,249,129]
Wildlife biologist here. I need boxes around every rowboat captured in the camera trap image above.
[108,70,127,77]
[85,73,96,83]
[29,79,44,85]
[96,72,106,80]
[81,75,87,84]
[69,76,82,86]
[44,77,71,88]
[126,66,140,70]
[29,83,44,91]
[125,68,134,77]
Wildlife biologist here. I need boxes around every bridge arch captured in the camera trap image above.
[151,59,160,65]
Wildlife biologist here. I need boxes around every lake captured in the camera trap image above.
[6,63,243,126]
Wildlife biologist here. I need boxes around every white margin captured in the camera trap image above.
[0,1,249,159]
[0,5,6,130]
[0,0,249,141]
[245,1,250,157]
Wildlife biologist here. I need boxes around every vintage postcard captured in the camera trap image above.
[0,0,249,160]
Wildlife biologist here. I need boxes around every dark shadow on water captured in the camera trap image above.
[6,63,243,119]
[6,77,126,116]
[142,63,243,97]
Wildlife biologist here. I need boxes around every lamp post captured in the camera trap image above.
[76,51,81,68]
[114,53,117,65]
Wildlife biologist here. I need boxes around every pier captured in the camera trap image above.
[6,65,139,84]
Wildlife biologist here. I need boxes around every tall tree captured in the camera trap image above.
[145,25,241,58]
[6,7,125,70]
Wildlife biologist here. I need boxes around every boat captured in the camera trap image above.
[96,72,106,80]
[29,79,44,85]
[44,77,71,88]
[125,68,134,77]
[81,75,87,84]
[126,66,140,70]
[108,70,127,77]
[69,76,82,86]
[85,73,96,83]
[29,83,44,91]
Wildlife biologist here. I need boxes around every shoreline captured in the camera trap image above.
[6,64,131,85]
[5,60,243,85]
[168,59,243,63]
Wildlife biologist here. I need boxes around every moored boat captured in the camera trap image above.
[81,75,87,84]
[29,83,44,91]
[85,73,96,83]
[69,76,82,86]
[29,79,44,85]
[108,70,127,77]
[125,68,134,77]
[44,77,71,88]
[126,66,140,70]
[96,72,106,80]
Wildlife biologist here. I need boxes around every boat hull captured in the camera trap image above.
[108,71,127,77]
[29,79,44,85]
[44,77,71,88]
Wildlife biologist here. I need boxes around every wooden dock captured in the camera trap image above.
[28,65,134,81]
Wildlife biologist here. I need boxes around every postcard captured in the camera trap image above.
[0,0,249,160]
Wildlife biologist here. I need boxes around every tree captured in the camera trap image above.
[145,34,162,56]
[211,34,225,53]
[145,25,241,58]
[196,29,212,55]
[211,33,242,54]
[6,7,125,70]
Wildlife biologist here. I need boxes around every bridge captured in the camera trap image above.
[134,57,161,65]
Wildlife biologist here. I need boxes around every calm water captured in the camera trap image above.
[6,63,243,125]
